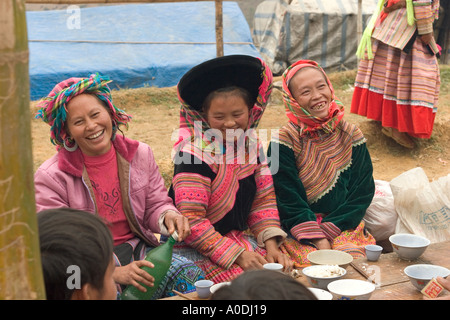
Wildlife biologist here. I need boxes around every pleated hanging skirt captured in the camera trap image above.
[351,38,440,139]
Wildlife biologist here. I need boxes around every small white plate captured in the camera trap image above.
[210,282,231,294]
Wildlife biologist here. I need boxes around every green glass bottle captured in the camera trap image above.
[120,233,177,300]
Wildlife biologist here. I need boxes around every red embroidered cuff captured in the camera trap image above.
[320,222,341,240]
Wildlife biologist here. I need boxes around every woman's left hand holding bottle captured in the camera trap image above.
[113,260,156,292]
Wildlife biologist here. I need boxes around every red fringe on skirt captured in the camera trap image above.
[351,87,436,139]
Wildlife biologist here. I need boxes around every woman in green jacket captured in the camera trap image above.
[268,60,376,267]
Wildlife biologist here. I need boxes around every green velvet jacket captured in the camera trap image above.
[267,140,375,242]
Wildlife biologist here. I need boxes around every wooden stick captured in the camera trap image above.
[357,0,362,68]
[350,262,377,284]
[26,0,215,3]
[172,290,196,300]
[28,39,252,45]
[215,0,223,57]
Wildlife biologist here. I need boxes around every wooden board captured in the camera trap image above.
[162,241,450,300]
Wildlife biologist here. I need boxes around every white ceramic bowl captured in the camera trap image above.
[302,265,347,290]
[308,287,333,300]
[389,234,430,260]
[307,250,353,269]
[365,244,383,261]
[195,279,214,299]
[263,263,283,272]
[327,279,376,300]
[210,282,231,294]
[404,264,450,291]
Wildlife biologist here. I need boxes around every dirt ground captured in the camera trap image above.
[30,67,450,188]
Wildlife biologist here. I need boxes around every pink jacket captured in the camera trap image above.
[34,135,177,247]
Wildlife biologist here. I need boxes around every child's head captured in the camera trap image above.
[287,66,332,119]
[175,55,273,150]
[211,269,317,300]
[38,208,116,300]
[178,55,265,113]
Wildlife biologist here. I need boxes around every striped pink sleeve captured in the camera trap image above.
[247,164,283,236]
[291,221,325,241]
[290,221,341,242]
[172,172,244,269]
[414,0,437,35]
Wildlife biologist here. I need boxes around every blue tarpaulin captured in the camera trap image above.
[27,2,260,100]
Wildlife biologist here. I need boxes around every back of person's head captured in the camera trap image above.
[38,208,114,300]
[211,269,317,300]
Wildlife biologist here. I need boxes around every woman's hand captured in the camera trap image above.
[113,260,155,292]
[235,251,268,271]
[383,0,406,13]
[425,277,450,300]
[264,238,294,273]
[312,238,332,250]
[163,210,191,241]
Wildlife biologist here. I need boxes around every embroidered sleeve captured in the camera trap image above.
[247,160,287,247]
[414,0,436,35]
[171,155,245,269]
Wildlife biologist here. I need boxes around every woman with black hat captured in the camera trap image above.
[169,55,293,283]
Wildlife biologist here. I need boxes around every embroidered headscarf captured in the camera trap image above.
[35,73,131,148]
[282,60,344,136]
[174,55,272,165]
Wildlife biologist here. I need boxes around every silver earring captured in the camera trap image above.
[63,138,78,152]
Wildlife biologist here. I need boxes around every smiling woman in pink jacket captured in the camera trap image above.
[34,73,204,299]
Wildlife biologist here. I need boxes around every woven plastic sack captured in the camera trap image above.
[390,167,450,244]
[364,180,397,241]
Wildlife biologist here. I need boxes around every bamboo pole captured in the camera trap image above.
[28,39,251,45]
[0,0,46,299]
[215,0,224,57]
[26,0,213,3]
[357,0,362,42]
[357,0,362,67]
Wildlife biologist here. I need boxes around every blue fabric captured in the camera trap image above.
[27,2,261,100]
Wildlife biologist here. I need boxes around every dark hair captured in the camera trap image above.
[202,86,254,115]
[211,269,317,300]
[38,208,113,300]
